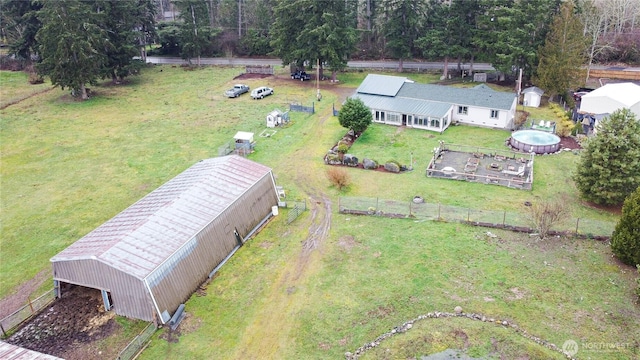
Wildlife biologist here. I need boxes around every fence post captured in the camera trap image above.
[28,297,34,314]
[409,201,412,217]
[376,197,379,212]
[338,197,341,212]
[438,202,441,220]
[503,211,506,226]
[575,218,580,235]
[0,322,5,337]
[467,208,470,222]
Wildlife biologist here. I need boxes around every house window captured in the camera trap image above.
[430,118,440,128]
[387,113,400,124]
[457,106,468,115]
[490,110,499,119]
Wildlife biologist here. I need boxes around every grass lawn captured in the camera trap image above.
[1,66,637,359]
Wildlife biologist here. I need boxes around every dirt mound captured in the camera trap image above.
[233,73,272,80]
[7,285,117,359]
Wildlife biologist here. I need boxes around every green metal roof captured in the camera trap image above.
[354,94,452,118]
[396,82,516,110]
[355,74,409,97]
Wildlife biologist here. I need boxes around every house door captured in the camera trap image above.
[402,114,407,126]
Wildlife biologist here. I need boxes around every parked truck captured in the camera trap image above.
[225,84,250,98]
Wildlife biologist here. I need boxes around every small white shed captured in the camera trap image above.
[522,86,544,108]
[266,109,288,128]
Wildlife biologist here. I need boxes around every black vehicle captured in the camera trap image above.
[291,70,311,81]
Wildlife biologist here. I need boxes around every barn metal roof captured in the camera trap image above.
[353,93,452,118]
[396,82,516,110]
[50,155,273,280]
[0,341,63,360]
[355,74,409,97]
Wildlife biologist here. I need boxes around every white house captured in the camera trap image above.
[352,74,517,133]
[579,82,640,119]
[522,86,544,107]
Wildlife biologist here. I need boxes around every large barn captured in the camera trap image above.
[352,74,517,133]
[50,155,280,323]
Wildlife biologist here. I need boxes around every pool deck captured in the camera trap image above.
[427,149,533,190]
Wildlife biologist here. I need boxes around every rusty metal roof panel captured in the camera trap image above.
[0,341,63,359]
[51,155,273,279]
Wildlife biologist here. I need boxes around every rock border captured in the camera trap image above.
[345,310,576,360]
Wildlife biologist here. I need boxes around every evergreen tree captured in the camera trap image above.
[477,0,561,80]
[338,98,372,134]
[534,1,587,99]
[417,0,479,79]
[573,108,640,205]
[0,0,43,63]
[173,0,219,65]
[270,0,356,79]
[98,0,155,83]
[36,0,109,100]
[379,0,425,72]
[611,187,640,267]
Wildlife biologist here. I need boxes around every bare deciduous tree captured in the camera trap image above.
[526,195,571,239]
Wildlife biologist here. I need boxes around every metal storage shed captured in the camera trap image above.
[50,155,279,323]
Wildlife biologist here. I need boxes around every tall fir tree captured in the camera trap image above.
[36,0,109,100]
[476,0,561,79]
[270,0,356,78]
[534,1,587,99]
[0,0,43,63]
[174,0,218,65]
[573,108,640,205]
[379,0,425,72]
[611,187,640,267]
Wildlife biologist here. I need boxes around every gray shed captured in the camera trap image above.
[50,155,279,323]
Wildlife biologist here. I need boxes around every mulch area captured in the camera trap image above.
[558,136,582,150]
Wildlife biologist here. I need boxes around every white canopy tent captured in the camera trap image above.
[579,82,640,119]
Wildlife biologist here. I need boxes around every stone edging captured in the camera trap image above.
[345,310,576,360]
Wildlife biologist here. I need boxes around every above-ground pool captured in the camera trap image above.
[509,130,561,154]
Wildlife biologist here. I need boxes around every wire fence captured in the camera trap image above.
[286,200,307,224]
[338,197,615,239]
[116,322,157,360]
[0,289,56,338]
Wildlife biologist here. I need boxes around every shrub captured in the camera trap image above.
[526,195,571,239]
[326,167,351,191]
[336,143,349,154]
[611,187,640,266]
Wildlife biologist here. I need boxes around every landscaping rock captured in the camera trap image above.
[384,162,400,173]
[363,158,377,170]
[454,306,463,314]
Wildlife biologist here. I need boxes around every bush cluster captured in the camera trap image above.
[325,167,351,191]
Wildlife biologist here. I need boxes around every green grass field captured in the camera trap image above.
[1,66,637,359]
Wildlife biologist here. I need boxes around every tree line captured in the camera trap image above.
[1,0,639,98]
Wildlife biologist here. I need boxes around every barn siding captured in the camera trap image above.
[52,260,154,321]
[51,156,278,323]
[148,172,278,321]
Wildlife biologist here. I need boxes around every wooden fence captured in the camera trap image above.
[245,65,273,75]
